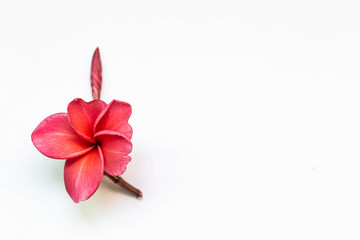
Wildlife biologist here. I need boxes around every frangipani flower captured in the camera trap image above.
[32,98,133,203]
[31,48,141,203]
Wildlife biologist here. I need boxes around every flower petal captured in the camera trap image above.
[64,148,104,203]
[94,130,132,176]
[32,113,95,159]
[94,100,133,140]
[91,47,102,100]
[67,98,107,142]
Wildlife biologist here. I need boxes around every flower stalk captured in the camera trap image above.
[104,173,143,199]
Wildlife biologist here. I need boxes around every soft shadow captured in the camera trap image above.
[29,152,64,188]
[75,174,143,220]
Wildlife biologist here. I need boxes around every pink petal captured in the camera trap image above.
[67,98,107,142]
[94,100,133,140]
[64,148,104,203]
[32,113,95,159]
[94,130,132,176]
[91,47,102,100]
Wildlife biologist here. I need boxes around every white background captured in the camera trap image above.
[1,0,360,239]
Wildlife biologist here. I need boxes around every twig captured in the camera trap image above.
[104,172,143,199]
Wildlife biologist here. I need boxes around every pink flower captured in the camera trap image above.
[31,98,133,203]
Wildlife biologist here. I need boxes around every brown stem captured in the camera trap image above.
[104,172,143,199]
